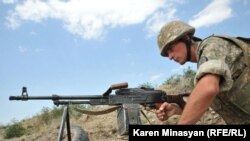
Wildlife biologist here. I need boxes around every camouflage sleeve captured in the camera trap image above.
[194,36,237,92]
[194,60,233,92]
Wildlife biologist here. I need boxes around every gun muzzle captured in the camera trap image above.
[9,96,28,101]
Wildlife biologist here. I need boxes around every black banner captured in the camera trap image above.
[129,125,250,141]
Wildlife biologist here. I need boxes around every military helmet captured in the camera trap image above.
[157,21,195,57]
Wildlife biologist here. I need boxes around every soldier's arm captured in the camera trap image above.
[177,73,220,124]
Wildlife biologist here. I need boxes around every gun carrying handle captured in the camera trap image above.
[110,82,128,90]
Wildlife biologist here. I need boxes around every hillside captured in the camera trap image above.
[0,104,225,141]
[0,105,163,141]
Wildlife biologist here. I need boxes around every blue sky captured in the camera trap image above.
[1,0,249,125]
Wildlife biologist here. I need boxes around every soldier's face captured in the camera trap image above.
[166,41,187,65]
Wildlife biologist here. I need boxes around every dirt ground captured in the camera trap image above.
[0,105,225,141]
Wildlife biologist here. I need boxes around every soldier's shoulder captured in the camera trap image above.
[201,35,225,44]
[197,35,231,52]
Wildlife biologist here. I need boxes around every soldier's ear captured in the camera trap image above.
[185,35,190,40]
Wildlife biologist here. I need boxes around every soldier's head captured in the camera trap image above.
[157,20,195,65]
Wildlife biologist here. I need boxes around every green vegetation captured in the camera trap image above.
[39,107,51,125]
[3,105,85,139]
[182,66,196,88]
[4,120,26,139]
[164,74,181,85]
[138,82,155,89]
[39,105,83,125]
[163,67,196,91]
[164,67,195,85]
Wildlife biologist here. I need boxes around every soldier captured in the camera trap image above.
[155,20,250,124]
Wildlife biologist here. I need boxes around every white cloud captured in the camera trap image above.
[144,0,186,37]
[7,0,233,39]
[34,48,43,53]
[122,38,131,43]
[18,46,27,53]
[149,73,163,82]
[145,7,177,38]
[5,0,167,39]
[29,31,37,36]
[188,0,232,28]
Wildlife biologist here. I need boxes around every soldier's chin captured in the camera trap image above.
[179,61,186,65]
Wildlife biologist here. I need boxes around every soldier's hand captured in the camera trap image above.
[155,102,182,121]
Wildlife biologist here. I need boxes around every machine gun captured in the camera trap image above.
[9,82,189,141]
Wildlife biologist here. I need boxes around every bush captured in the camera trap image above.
[51,106,64,118]
[164,75,181,85]
[4,121,26,139]
[138,82,155,89]
[39,107,51,125]
[182,67,196,89]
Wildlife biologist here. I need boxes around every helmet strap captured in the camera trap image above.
[185,36,192,62]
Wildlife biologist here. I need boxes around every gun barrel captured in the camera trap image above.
[9,96,55,100]
[9,95,105,101]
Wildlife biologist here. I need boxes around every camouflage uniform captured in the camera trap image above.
[195,35,250,124]
[157,21,250,124]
